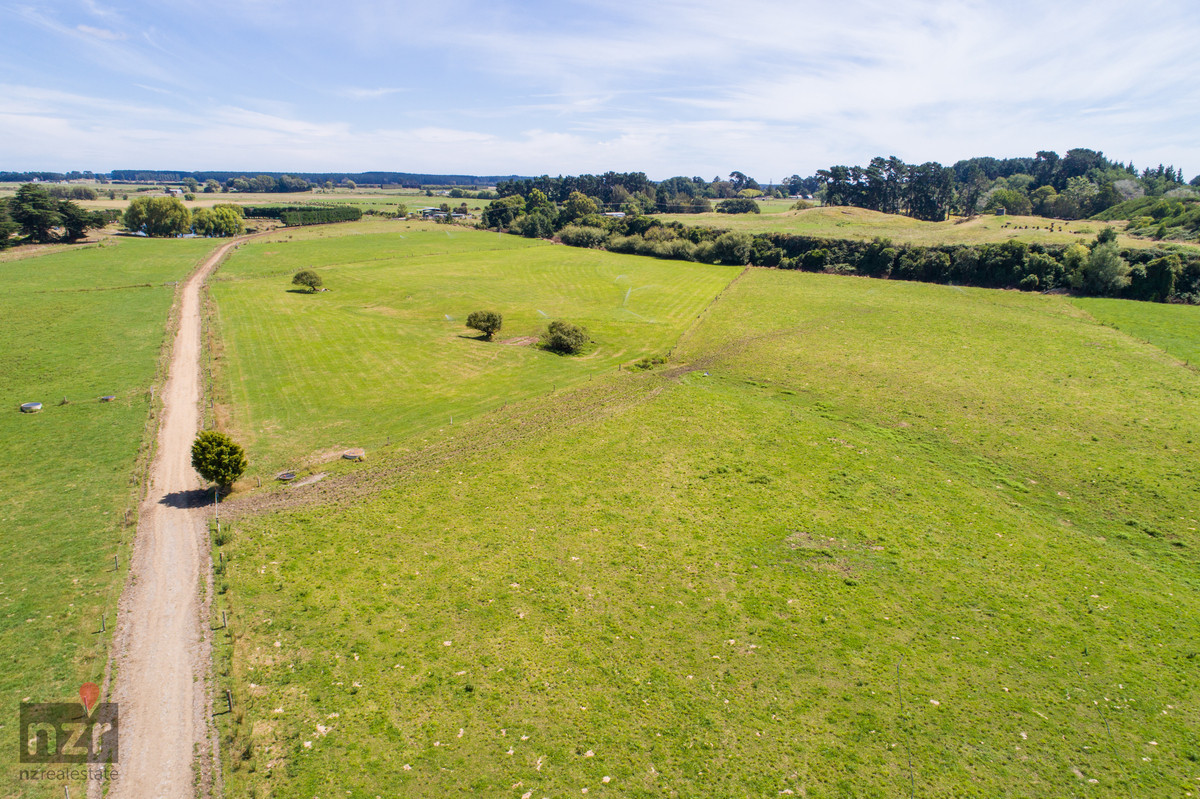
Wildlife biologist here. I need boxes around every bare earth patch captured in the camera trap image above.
[291,472,329,487]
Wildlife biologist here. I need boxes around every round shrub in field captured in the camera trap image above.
[292,269,322,292]
[466,310,503,340]
[541,320,588,354]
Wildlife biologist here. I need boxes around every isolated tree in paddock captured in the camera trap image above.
[190,431,247,491]
[292,269,322,292]
[466,310,503,339]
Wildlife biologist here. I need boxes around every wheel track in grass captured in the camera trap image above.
[226,372,667,518]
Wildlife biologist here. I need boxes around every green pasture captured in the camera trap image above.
[749,197,798,214]
[1073,296,1200,366]
[0,237,218,792]
[217,267,1200,797]
[210,222,738,473]
[656,206,1162,250]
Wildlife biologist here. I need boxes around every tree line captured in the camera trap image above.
[472,189,1198,303]
[563,217,1196,301]
[241,205,363,226]
[817,148,1198,223]
[494,171,826,216]
[486,149,1199,234]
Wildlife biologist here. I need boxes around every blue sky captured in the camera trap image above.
[2,0,1199,179]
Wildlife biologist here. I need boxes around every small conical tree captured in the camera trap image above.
[191,431,247,491]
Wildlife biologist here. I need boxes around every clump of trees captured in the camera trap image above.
[2,183,105,245]
[292,270,323,292]
[492,171,777,219]
[222,174,313,193]
[46,185,99,201]
[123,197,247,237]
[124,196,191,237]
[192,204,245,237]
[716,198,760,214]
[466,310,502,339]
[811,149,1198,225]
[541,321,589,354]
[191,430,247,492]
[816,159,957,221]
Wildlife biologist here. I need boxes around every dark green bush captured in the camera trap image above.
[466,310,503,339]
[715,198,761,214]
[541,321,588,354]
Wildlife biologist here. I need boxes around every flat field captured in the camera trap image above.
[210,221,739,472]
[217,266,1200,797]
[657,205,1161,249]
[0,237,219,792]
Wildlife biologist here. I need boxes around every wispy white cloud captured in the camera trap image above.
[7,5,180,85]
[76,24,124,40]
[339,87,407,100]
[133,83,175,96]
[81,0,119,18]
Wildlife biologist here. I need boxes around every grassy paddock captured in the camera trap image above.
[210,222,738,474]
[655,206,1165,250]
[0,238,219,793]
[217,267,1199,797]
[1072,297,1200,367]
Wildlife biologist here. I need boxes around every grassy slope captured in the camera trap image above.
[0,237,219,793]
[218,269,1200,798]
[210,221,738,473]
[656,206,1166,250]
[1072,297,1200,366]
